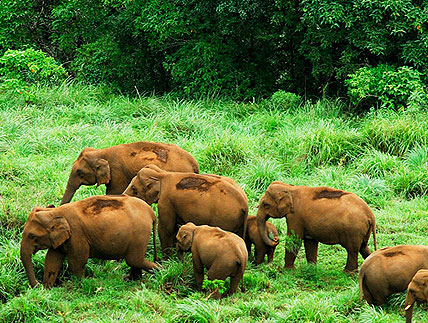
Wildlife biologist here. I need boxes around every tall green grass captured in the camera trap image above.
[1,83,428,322]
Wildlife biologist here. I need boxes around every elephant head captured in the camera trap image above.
[404,270,428,323]
[60,148,111,205]
[20,208,71,287]
[176,222,197,252]
[123,164,164,205]
[256,181,293,247]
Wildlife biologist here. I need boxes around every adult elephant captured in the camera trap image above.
[359,245,428,306]
[123,164,248,257]
[256,181,377,272]
[21,195,158,288]
[60,142,199,205]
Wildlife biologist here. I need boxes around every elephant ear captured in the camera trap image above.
[141,164,164,180]
[48,217,71,249]
[276,190,294,215]
[94,159,111,186]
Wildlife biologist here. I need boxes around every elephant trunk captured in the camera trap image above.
[404,293,415,323]
[60,177,79,205]
[256,210,278,247]
[20,243,38,288]
[269,226,280,244]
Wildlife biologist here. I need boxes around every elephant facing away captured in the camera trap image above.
[60,141,200,205]
[246,215,279,264]
[359,245,428,306]
[123,164,248,258]
[405,269,428,323]
[256,181,377,272]
[21,195,158,288]
[176,223,248,299]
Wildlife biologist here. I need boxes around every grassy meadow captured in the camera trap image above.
[1,84,428,322]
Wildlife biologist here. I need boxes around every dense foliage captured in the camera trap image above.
[1,84,428,321]
[0,0,427,102]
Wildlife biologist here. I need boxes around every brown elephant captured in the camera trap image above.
[256,181,377,272]
[359,245,428,306]
[246,215,279,264]
[176,222,248,299]
[404,269,428,323]
[21,195,158,288]
[123,164,248,257]
[60,141,200,205]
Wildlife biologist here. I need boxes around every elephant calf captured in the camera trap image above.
[246,215,279,264]
[405,269,428,323]
[176,223,248,299]
[21,195,159,288]
[359,245,428,306]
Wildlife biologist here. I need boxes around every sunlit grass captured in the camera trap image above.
[1,84,428,322]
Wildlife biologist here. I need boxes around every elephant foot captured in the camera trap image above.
[284,265,296,270]
[124,268,142,281]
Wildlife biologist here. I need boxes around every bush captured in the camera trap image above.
[0,49,67,85]
[270,91,301,109]
[345,65,428,110]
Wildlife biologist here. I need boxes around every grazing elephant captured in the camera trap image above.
[176,222,248,299]
[123,164,248,257]
[359,245,428,306]
[256,181,377,272]
[20,195,158,288]
[246,215,279,264]
[60,141,200,205]
[404,269,428,323]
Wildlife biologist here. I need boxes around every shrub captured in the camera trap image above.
[0,49,67,85]
[345,65,428,110]
[270,90,301,109]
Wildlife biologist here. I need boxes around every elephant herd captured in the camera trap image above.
[19,141,428,320]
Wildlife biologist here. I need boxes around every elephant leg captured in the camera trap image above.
[245,239,252,256]
[359,243,371,259]
[67,245,89,278]
[267,247,275,263]
[304,239,319,264]
[43,249,65,288]
[158,205,177,259]
[344,248,359,273]
[192,255,205,291]
[228,267,244,296]
[206,262,232,299]
[125,268,142,281]
[255,244,267,265]
[284,225,303,269]
[125,243,159,274]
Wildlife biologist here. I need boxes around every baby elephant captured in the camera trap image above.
[359,245,428,305]
[246,215,279,264]
[176,223,248,299]
[20,195,158,288]
[404,269,428,323]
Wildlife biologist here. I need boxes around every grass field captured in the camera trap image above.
[1,83,428,322]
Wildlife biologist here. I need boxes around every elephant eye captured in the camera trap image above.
[76,169,84,177]
[262,201,271,208]
[28,233,35,239]
[132,186,138,194]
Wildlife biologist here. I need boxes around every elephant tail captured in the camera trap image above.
[371,221,377,251]
[240,208,248,241]
[152,213,159,262]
